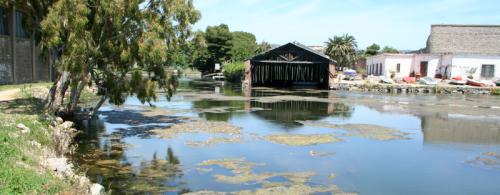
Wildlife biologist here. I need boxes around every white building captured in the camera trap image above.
[366,24,500,80]
[366,53,500,80]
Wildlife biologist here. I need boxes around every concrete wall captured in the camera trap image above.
[0,6,50,84]
[0,36,12,84]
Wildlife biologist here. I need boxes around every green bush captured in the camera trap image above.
[223,62,245,83]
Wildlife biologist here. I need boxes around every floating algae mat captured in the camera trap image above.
[297,120,411,141]
[152,120,241,139]
[466,152,500,169]
[263,134,342,146]
[190,158,356,195]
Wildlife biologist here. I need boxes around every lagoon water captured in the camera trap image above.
[74,81,500,195]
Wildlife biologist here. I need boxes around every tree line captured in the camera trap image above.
[2,0,399,116]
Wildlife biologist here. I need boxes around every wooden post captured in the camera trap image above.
[243,60,252,89]
[328,62,336,89]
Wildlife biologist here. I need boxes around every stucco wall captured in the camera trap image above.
[411,54,440,77]
[450,55,500,79]
[384,56,413,77]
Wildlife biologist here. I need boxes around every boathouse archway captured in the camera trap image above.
[244,42,336,89]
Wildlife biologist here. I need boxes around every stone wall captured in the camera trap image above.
[427,25,500,54]
[331,82,497,95]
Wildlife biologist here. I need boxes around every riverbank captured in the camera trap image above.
[0,83,103,194]
[330,80,500,95]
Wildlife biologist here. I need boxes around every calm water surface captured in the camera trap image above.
[73,81,500,195]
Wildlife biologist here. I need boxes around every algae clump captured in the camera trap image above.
[264,134,342,146]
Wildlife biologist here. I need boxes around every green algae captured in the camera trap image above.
[466,152,500,168]
[297,121,410,141]
[152,120,241,139]
[195,158,358,195]
[264,134,342,146]
[185,136,242,147]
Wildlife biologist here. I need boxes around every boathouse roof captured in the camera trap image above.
[251,42,335,64]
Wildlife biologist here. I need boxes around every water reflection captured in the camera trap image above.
[74,119,188,194]
[422,115,500,144]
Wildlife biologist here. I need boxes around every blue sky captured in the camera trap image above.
[192,0,500,50]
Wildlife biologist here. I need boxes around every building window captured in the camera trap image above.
[396,63,401,73]
[480,64,495,78]
[15,11,29,38]
[0,7,8,35]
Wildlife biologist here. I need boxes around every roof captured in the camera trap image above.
[251,42,335,64]
[426,24,500,55]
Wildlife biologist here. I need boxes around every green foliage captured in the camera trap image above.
[256,41,272,54]
[382,46,399,54]
[325,34,358,69]
[230,31,258,62]
[205,24,234,67]
[491,88,500,96]
[365,43,380,56]
[41,0,200,112]
[223,62,245,82]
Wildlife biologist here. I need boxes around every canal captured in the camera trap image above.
[73,80,500,195]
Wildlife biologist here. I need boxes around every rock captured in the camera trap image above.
[29,140,41,148]
[45,157,73,177]
[90,183,105,195]
[16,123,30,134]
[55,117,64,125]
[61,121,74,130]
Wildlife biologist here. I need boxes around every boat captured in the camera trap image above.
[380,77,394,84]
[449,79,466,85]
[419,77,438,85]
[466,79,485,87]
[403,77,416,84]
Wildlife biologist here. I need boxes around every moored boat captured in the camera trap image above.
[466,79,485,87]
[449,80,466,85]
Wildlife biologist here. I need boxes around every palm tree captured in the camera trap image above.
[325,34,358,70]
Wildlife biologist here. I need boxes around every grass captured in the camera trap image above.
[491,88,500,96]
[0,83,79,194]
[0,113,67,194]
[0,82,52,91]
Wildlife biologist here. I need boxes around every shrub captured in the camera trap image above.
[223,62,245,83]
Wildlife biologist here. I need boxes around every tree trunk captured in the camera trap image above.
[90,95,107,118]
[66,80,87,114]
[45,71,70,114]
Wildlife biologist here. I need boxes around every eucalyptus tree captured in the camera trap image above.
[325,34,358,70]
[41,0,200,116]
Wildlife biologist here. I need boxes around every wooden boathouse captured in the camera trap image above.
[244,42,336,89]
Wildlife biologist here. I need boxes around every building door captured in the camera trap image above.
[420,61,428,77]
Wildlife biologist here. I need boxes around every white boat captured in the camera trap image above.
[449,79,466,85]
[380,77,394,84]
[419,77,438,85]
